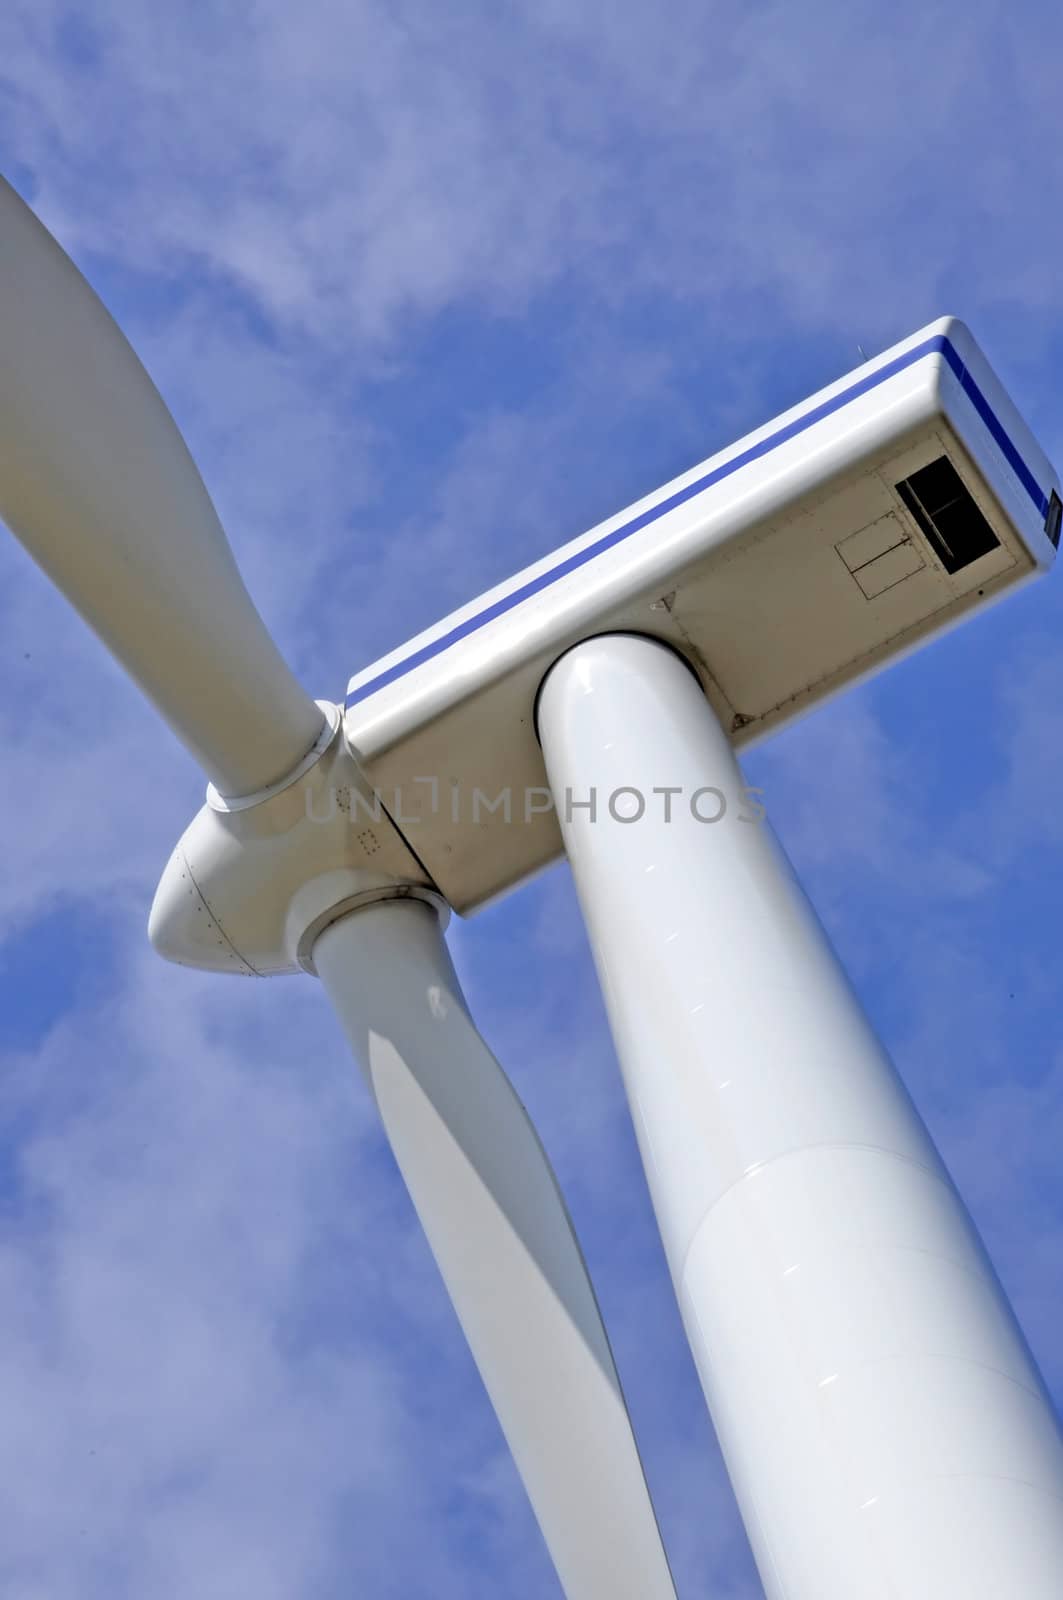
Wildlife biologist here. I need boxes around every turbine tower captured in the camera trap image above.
[3,175,1062,1598]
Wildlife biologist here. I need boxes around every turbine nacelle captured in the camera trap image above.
[348,319,1060,911]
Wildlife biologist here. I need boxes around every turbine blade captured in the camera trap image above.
[0,177,323,796]
[314,897,677,1600]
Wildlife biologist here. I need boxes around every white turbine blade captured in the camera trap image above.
[0,177,323,797]
[314,898,677,1600]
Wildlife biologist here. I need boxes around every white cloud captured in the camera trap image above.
[0,933,561,1599]
[4,0,1062,350]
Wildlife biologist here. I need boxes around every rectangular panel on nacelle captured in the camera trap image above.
[343,317,1061,911]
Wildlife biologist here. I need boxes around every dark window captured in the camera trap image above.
[895,457,1000,574]
[1046,491,1062,551]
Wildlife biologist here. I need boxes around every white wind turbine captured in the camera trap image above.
[3,175,1063,1600]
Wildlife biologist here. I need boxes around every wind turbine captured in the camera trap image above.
[3,175,1062,1598]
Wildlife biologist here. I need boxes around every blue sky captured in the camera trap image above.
[1,2,1063,1595]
